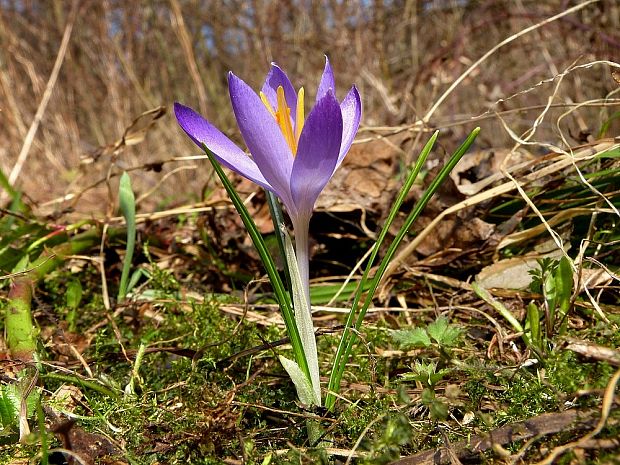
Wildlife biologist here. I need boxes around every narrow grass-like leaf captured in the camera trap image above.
[310,280,370,305]
[66,280,83,332]
[201,144,310,381]
[544,268,557,329]
[325,132,438,409]
[527,301,542,351]
[282,227,321,405]
[118,172,136,301]
[555,256,573,334]
[472,281,524,333]
[0,166,19,202]
[598,110,620,138]
[40,373,118,398]
[595,147,620,159]
[326,128,480,410]
[266,190,292,292]
[37,397,48,465]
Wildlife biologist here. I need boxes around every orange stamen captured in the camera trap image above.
[260,85,306,156]
[276,86,297,154]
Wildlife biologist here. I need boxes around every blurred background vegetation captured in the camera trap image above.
[0,0,618,215]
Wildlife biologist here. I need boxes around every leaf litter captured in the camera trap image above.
[1,4,620,464]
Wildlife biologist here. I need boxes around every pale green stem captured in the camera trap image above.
[292,216,311,306]
[289,217,324,440]
[290,215,321,405]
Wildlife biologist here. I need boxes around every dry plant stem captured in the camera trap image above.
[534,367,620,465]
[169,0,209,116]
[421,0,597,123]
[6,0,78,188]
[496,62,617,324]
[382,138,620,283]
[390,406,617,465]
[5,227,123,362]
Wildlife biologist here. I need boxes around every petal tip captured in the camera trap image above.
[174,102,200,128]
[173,101,188,116]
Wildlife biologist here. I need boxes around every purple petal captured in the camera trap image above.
[290,90,343,216]
[228,72,295,208]
[174,102,272,190]
[260,64,298,124]
[336,85,362,168]
[316,56,335,103]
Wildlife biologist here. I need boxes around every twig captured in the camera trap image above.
[422,0,598,123]
[382,138,619,282]
[7,0,79,187]
[533,368,620,465]
[389,405,616,465]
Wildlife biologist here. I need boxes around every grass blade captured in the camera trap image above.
[266,190,292,293]
[326,128,480,410]
[201,145,310,381]
[326,130,438,410]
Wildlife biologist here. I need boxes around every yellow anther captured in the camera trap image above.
[260,85,306,156]
[295,87,305,143]
[260,91,276,117]
[276,86,297,155]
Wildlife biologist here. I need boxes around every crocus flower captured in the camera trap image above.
[174,58,361,299]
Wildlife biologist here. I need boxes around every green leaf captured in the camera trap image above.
[66,280,83,309]
[326,130,440,410]
[544,268,557,323]
[392,327,431,348]
[201,145,310,381]
[265,190,292,293]
[555,257,573,317]
[598,111,620,138]
[118,172,137,301]
[326,128,481,411]
[278,356,320,407]
[0,383,39,431]
[595,147,620,159]
[402,361,447,388]
[526,301,542,351]
[65,279,83,332]
[420,387,435,404]
[282,227,321,405]
[429,400,449,420]
[310,280,369,305]
[472,281,524,334]
[0,385,19,430]
[0,165,19,202]
[427,317,462,347]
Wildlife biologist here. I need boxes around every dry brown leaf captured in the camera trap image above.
[414,210,495,257]
[565,338,620,366]
[318,133,408,215]
[477,250,563,290]
[450,148,534,196]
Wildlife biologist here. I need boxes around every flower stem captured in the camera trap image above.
[290,216,322,405]
[293,219,311,305]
